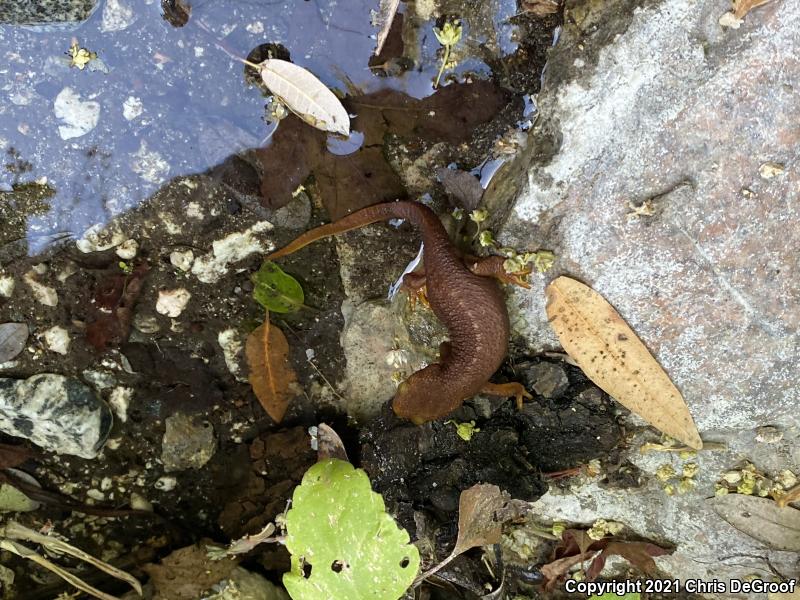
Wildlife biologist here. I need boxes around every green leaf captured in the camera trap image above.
[252,261,304,313]
[283,459,420,600]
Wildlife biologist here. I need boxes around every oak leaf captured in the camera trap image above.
[545,276,702,449]
[732,0,775,19]
[245,317,299,423]
[259,59,350,136]
[709,494,800,551]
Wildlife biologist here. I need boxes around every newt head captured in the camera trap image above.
[392,365,463,425]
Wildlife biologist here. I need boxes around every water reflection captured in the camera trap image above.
[0,0,521,255]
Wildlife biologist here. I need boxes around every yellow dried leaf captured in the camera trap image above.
[732,0,775,19]
[545,276,702,449]
[777,483,800,508]
[245,317,299,423]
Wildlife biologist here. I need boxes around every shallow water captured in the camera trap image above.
[0,0,522,255]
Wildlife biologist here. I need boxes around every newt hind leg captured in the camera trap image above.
[465,255,531,289]
[480,381,533,409]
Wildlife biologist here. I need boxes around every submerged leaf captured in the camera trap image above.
[545,276,701,449]
[245,317,298,423]
[259,59,350,136]
[251,261,304,313]
[709,494,800,551]
[0,323,28,363]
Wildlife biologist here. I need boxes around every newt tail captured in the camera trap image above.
[265,200,530,423]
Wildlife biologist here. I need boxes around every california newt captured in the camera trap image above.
[265,200,531,423]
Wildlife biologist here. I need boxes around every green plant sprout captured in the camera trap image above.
[433,18,463,88]
[283,459,420,600]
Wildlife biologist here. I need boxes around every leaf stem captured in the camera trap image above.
[434,44,451,88]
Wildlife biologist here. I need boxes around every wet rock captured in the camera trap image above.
[0,374,112,458]
[161,413,216,472]
[522,361,568,399]
[54,87,100,140]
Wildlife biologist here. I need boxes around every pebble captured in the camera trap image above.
[115,239,138,259]
[156,288,191,318]
[0,274,14,297]
[155,476,177,491]
[169,249,194,272]
[42,325,70,355]
[524,362,569,398]
[23,268,58,306]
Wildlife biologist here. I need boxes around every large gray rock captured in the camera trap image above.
[0,0,99,27]
[0,374,112,458]
[493,0,800,592]
[500,0,799,435]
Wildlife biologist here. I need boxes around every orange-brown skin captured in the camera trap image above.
[265,201,514,424]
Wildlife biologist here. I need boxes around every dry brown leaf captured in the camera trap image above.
[545,276,702,449]
[732,0,775,19]
[709,494,800,551]
[521,0,561,16]
[585,540,668,579]
[541,552,596,587]
[315,423,349,462]
[454,483,507,553]
[415,484,510,585]
[0,443,34,470]
[778,483,800,508]
[142,543,238,600]
[245,318,299,423]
